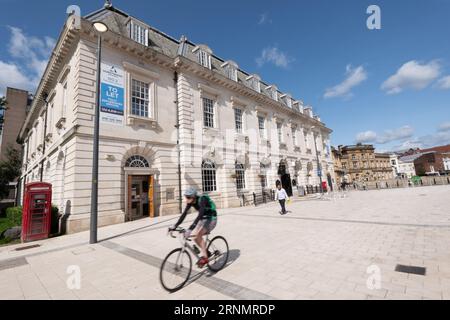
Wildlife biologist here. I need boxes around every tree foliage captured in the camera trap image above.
[0,97,6,135]
[0,146,22,200]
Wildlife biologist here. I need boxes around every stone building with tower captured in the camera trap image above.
[17,2,334,233]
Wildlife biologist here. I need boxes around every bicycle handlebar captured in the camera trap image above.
[168,227,185,238]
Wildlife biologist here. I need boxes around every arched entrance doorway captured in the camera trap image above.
[278,160,293,197]
[124,155,156,221]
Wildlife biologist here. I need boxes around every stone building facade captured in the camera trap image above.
[332,144,393,183]
[394,154,418,178]
[17,4,334,233]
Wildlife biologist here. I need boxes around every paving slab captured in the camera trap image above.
[0,185,449,300]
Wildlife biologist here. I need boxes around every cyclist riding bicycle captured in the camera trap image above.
[169,187,218,268]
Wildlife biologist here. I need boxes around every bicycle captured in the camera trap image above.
[159,227,229,293]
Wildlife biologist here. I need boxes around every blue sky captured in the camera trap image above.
[1,0,449,151]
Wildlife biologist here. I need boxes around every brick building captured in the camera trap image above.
[0,88,32,161]
[0,88,32,212]
[413,152,445,176]
[397,144,450,176]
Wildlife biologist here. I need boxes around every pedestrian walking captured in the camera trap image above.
[275,184,290,215]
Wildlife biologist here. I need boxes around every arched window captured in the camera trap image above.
[125,155,149,168]
[202,160,217,192]
[235,162,246,190]
[278,160,288,176]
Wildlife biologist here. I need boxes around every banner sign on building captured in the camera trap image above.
[100,62,125,126]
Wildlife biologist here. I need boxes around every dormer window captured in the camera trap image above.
[246,74,261,93]
[221,61,238,81]
[280,94,292,108]
[296,101,304,113]
[266,85,278,101]
[129,20,149,46]
[193,45,212,69]
[286,96,292,108]
[304,106,313,117]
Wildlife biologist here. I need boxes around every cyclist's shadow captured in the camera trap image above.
[184,249,241,286]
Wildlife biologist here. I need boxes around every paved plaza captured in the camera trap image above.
[1,185,450,300]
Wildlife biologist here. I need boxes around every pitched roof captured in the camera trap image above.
[84,5,307,113]
[398,151,436,163]
[420,144,450,154]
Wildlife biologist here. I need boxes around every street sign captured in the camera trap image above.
[317,170,322,176]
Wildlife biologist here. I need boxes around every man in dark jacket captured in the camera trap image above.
[170,187,217,268]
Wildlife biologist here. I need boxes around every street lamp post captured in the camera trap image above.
[90,21,108,245]
[311,126,324,195]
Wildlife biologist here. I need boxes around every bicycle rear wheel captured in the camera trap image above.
[207,236,229,272]
[160,248,192,292]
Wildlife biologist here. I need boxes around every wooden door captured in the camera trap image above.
[127,175,132,221]
[148,175,155,218]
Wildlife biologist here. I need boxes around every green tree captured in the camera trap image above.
[0,146,22,200]
[0,96,6,136]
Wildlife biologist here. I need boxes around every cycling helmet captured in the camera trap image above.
[184,187,198,198]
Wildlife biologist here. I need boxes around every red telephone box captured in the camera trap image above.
[321,181,328,192]
[22,182,52,243]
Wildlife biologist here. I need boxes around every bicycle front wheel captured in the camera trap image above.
[159,248,192,292]
[207,236,229,272]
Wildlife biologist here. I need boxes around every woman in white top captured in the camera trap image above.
[275,184,290,215]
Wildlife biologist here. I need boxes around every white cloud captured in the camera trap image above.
[324,65,367,99]
[394,131,450,150]
[376,126,414,144]
[356,131,377,143]
[258,13,272,25]
[423,131,450,147]
[355,126,414,145]
[391,123,450,151]
[438,121,450,132]
[0,61,36,97]
[256,47,293,68]
[8,26,54,76]
[437,76,450,90]
[394,139,424,150]
[381,60,441,94]
[0,27,54,96]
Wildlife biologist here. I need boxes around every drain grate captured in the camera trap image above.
[71,247,95,255]
[395,264,426,276]
[15,244,41,251]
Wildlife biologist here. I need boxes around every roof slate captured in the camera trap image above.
[84,5,307,114]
